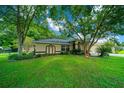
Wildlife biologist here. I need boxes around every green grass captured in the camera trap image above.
[0,53,124,88]
[118,50,124,54]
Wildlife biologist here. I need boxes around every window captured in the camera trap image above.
[66,45,70,51]
[61,45,66,51]
[73,41,75,49]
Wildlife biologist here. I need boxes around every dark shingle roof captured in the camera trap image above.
[33,38,74,45]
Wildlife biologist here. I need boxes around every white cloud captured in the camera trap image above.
[47,18,60,31]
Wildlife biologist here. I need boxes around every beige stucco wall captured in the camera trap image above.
[35,44,48,51]
[25,43,62,54]
[29,46,34,52]
[80,44,83,51]
[90,44,101,53]
[35,44,61,51]
[90,45,97,52]
[23,46,34,52]
[55,45,61,51]
[75,41,78,49]
[69,44,73,50]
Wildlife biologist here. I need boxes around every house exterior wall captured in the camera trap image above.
[23,40,100,55]
[23,43,62,54]
[90,45,98,53]
[35,44,62,54]
[73,42,83,51]
[55,45,61,54]
[80,44,83,51]
[55,45,61,52]
[75,41,78,49]
[35,44,48,52]
[69,44,73,50]
[90,44,101,56]
[23,46,34,52]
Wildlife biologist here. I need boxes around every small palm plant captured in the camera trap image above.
[97,45,111,57]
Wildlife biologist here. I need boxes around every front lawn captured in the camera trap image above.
[0,54,124,88]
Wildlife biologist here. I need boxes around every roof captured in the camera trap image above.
[33,38,74,45]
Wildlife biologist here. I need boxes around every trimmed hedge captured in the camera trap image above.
[8,52,34,60]
[70,49,83,55]
[8,52,55,61]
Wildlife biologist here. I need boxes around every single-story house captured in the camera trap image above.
[24,38,100,55]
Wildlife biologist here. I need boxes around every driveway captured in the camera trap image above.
[109,53,124,57]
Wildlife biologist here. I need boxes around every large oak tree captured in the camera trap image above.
[49,5,124,57]
[0,5,47,55]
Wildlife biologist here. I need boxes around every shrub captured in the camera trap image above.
[34,54,42,58]
[97,45,110,57]
[70,49,82,55]
[0,47,3,53]
[8,52,34,60]
[11,44,18,52]
[61,51,70,55]
[118,50,124,54]
[115,47,124,54]
[4,47,12,53]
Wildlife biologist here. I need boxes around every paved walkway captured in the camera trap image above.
[109,53,124,57]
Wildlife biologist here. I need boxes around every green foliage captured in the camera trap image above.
[114,46,123,53]
[8,52,34,60]
[118,50,124,54]
[23,36,33,52]
[0,5,54,51]
[27,24,56,40]
[0,24,16,47]
[60,51,70,55]
[97,45,110,57]
[104,41,115,47]
[102,41,114,53]
[0,47,3,53]
[109,37,120,46]
[10,40,18,52]
[0,6,48,55]
[34,54,42,58]
[120,42,124,46]
[70,49,82,55]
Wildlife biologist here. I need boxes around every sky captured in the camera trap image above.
[47,18,61,35]
[118,35,124,42]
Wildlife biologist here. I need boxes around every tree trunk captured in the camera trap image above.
[84,49,90,57]
[83,44,90,57]
[18,35,23,55]
[17,5,23,55]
